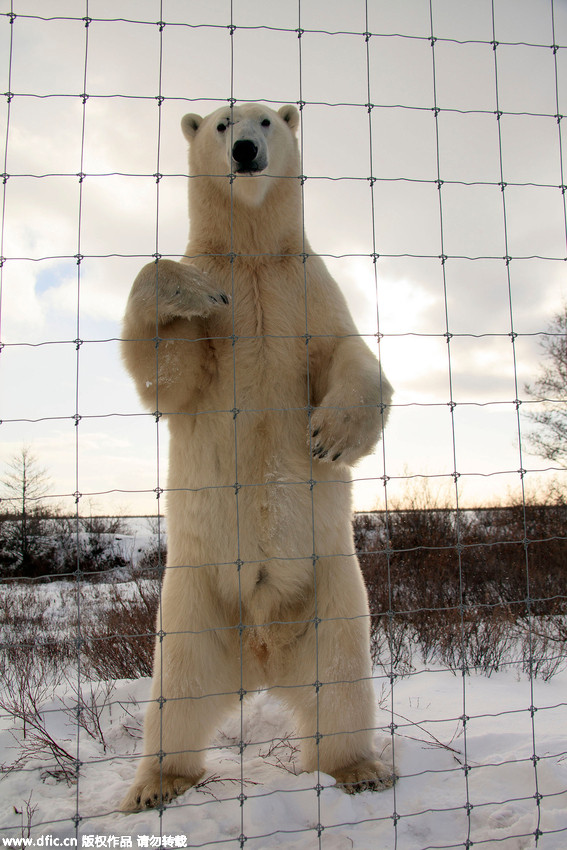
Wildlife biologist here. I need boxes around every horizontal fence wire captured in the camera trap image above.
[0,1,566,849]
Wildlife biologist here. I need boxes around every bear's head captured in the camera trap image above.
[181,103,300,207]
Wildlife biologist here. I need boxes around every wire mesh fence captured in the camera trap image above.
[0,1,566,848]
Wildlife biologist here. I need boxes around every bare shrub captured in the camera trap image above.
[12,793,38,838]
[357,482,567,677]
[52,516,131,579]
[0,585,75,680]
[61,677,116,753]
[134,540,166,580]
[81,580,160,680]
[0,648,76,784]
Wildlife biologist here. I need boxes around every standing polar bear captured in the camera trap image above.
[121,103,394,811]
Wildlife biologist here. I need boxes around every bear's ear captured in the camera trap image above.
[278,104,300,133]
[181,113,202,141]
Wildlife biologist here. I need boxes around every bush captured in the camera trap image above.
[81,580,160,680]
[356,486,567,677]
[0,514,134,581]
[0,510,60,580]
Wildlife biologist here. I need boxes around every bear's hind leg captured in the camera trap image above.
[121,679,241,812]
[121,625,244,812]
[275,559,396,794]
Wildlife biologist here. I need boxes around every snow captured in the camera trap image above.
[1,663,566,849]
[1,524,565,848]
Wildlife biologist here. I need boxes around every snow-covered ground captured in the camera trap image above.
[1,520,565,847]
[1,662,566,849]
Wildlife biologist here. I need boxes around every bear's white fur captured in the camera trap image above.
[120,103,394,812]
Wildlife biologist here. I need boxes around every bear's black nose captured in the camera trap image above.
[232,139,259,170]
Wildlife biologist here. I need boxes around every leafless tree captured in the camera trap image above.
[1,446,51,568]
[524,305,567,467]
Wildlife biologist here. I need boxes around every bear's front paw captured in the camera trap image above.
[309,400,383,467]
[331,757,396,794]
[173,262,231,319]
[130,259,230,324]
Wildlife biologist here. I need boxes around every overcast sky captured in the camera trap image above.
[0,0,566,515]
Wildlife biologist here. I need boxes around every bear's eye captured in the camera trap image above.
[217,122,227,133]
[261,118,271,128]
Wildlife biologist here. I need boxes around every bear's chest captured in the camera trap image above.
[203,262,309,405]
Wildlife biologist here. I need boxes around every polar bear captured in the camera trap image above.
[120,103,394,811]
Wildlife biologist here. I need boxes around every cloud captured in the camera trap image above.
[1,0,566,511]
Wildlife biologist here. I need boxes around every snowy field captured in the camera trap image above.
[0,519,566,848]
[1,655,566,848]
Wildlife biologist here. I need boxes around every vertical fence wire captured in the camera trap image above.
[72,2,91,841]
[427,3,475,844]
[0,1,12,344]
[490,1,544,841]
[363,5,399,844]
[153,3,166,840]
[296,4,324,848]
[226,7,248,847]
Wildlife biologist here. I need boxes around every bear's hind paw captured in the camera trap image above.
[332,758,396,794]
[121,772,200,812]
